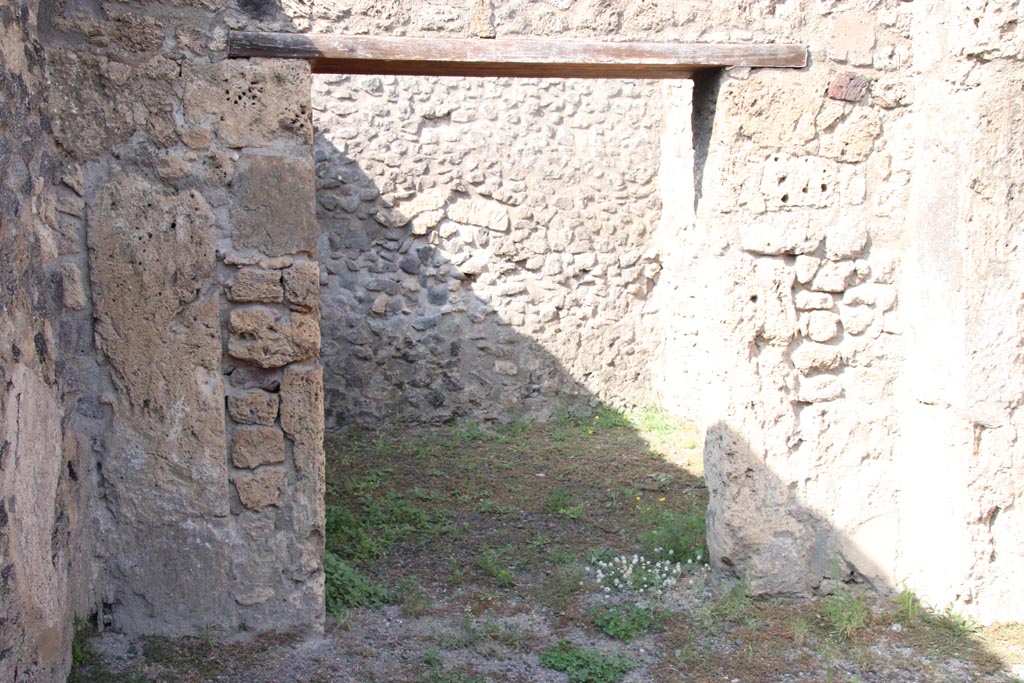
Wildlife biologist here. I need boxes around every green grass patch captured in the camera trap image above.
[926,605,979,641]
[477,546,516,588]
[420,665,486,683]
[626,405,689,436]
[323,551,396,613]
[543,488,586,520]
[324,475,442,567]
[588,604,666,642]
[637,505,706,565]
[823,587,869,642]
[539,640,636,683]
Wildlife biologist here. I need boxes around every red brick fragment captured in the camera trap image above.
[827,72,870,102]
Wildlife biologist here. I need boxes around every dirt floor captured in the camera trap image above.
[72,408,1024,683]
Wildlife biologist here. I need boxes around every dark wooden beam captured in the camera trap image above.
[228,31,807,78]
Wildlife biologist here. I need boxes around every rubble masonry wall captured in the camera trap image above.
[2,2,1022,681]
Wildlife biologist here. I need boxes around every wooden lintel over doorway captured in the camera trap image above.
[228,31,807,79]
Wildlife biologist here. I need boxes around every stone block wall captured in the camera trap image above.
[689,2,1023,625]
[1,3,96,680]
[2,2,327,679]
[89,52,324,636]
[3,1,1024,680]
[313,74,667,430]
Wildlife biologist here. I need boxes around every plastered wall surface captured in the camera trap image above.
[1,0,1022,680]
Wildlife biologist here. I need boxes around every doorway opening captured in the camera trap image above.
[311,71,713,679]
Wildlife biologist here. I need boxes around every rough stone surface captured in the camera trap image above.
[232,427,286,469]
[228,268,284,304]
[797,374,844,403]
[795,290,834,311]
[792,343,843,374]
[2,367,70,682]
[228,390,280,426]
[232,154,318,257]
[446,197,510,232]
[235,469,286,511]
[1,0,327,672]
[280,366,323,443]
[284,261,320,312]
[61,263,88,311]
[229,366,282,392]
[228,307,320,368]
[803,311,842,343]
[89,172,227,520]
[810,261,858,293]
[278,364,326,563]
[314,74,664,429]
[825,221,870,260]
[183,59,312,149]
[828,72,871,102]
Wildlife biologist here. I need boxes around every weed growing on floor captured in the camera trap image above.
[421,647,442,667]
[322,455,445,614]
[626,404,701,453]
[479,619,530,650]
[626,404,688,435]
[323,551,395,613]
[71,618,99,672]
[896,585,922,624]
[823,585,869,642]
[593,553,683,594]
[541,565,587,612]
[477,546,516,588]
[587,604,666,642]
[548,545,577,566]
[403,590,435,618]
[539,640,636,683]
[448,420,490,445]
[637,505,706,565]
[713,578,754,624]
[324,489,440,565]
[543,488,583,518]
[437,614,483,650]
[476,498,515,515]
[929,605,980,641]
[420,665,486,683]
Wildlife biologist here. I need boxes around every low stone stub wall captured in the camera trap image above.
[313,74,667,430]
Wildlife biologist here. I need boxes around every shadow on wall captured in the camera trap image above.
[310,74,894,601]
[704,421,890,594]
[315,143,606,430]
[312,74,668,433]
